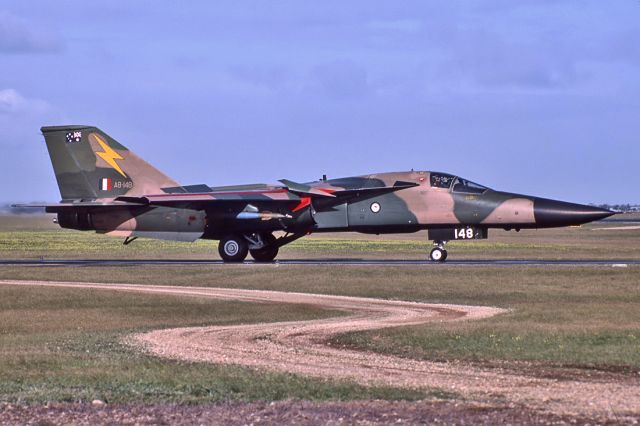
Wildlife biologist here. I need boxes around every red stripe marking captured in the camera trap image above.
[148,189,290,198]
[292,197,311,212]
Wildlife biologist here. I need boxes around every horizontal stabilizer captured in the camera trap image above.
[12,201,144,213]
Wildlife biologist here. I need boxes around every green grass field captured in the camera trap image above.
[0,214,639,404]
[0,285,435,404]
[1,214,639,261]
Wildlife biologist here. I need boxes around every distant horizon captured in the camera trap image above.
[1,1,639,204]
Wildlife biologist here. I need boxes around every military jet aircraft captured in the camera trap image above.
[19,125,613,262]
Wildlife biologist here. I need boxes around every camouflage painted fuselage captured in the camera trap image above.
[26,125,612,259]
[304,171,606,233]
[54,169,612,242]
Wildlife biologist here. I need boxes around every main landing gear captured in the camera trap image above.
[218,233,279,263]
[248,233,279,262]
[429,241,448,262]
[218,235,249,262]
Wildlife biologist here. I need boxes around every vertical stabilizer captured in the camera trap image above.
[41,125,179,201]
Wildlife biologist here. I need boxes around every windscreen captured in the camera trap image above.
[452,178,488,194]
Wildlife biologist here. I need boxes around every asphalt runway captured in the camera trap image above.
[0,259,638,266]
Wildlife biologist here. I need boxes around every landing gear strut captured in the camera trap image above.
[429,241,448,262]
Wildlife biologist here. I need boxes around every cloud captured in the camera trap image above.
[431,2,640,91]
[0,89,50,115]
[435,26,584,91]
[0,11,63,54]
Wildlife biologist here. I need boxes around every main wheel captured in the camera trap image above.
[218,235,249,262]
[250,245,279,262]
[430,247,447,262]
[249,233,279,262]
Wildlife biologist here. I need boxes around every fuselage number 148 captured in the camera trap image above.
[455,227,476,239]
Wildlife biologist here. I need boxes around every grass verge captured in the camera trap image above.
[0,285,442,404]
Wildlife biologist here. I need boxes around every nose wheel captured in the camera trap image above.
[429,241,448,262]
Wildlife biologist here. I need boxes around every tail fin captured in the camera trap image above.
[42,125,179,201]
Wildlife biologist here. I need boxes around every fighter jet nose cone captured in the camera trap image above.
[533,198,614,227]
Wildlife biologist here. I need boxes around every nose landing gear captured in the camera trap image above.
[429,241,448,262]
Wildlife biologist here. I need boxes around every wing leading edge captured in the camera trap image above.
[15,179,418,212]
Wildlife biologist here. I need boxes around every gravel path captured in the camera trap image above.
[1,280,639,421]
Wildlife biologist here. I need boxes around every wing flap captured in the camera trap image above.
[120,191,298,206]
[278,179,335,198]
[330,181,419,197]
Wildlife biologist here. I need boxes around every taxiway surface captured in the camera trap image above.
[0,259,638,266]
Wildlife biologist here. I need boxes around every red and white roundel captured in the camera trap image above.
[370,202,381,213]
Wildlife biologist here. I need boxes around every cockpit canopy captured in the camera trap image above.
[429,172,489,194]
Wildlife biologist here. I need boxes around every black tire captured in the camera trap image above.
[250,233,279,262]
[250,245,279,262]
[429,247,446,262]
[218,235,249,262]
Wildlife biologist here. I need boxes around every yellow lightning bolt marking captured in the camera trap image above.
[94,135,127,178]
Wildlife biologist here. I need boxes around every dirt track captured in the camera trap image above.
[1,280,639,420]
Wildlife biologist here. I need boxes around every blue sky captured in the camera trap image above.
[1,1,639,203]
